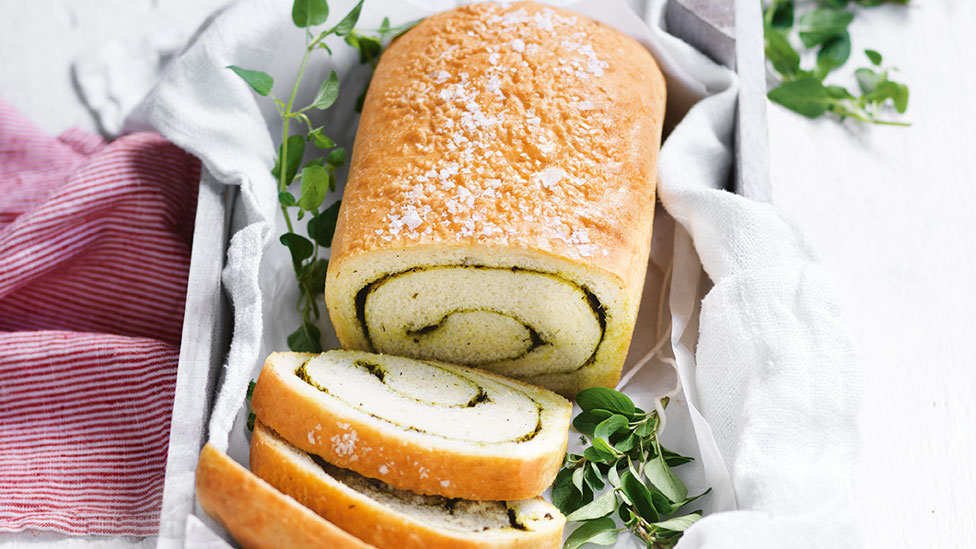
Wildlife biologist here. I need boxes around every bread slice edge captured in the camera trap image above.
[250,422,565,549]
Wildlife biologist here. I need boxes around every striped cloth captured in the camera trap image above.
[0,99,200,535]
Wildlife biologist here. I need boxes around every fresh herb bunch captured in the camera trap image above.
[763,0,910,125]
[228,0,417,352]
[554,388,709,549]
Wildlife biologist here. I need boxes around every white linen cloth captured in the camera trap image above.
[125,0,860,547]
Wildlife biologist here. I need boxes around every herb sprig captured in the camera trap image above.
[555,388,709,549]
[763,0,910,125]
[228,0,416,351]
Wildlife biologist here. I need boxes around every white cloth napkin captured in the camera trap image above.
[123,0,860,547]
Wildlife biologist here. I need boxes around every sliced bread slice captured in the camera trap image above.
[194,443,374,548]
[250,422,565,549]
[250,350,572,500]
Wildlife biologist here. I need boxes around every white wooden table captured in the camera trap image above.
[2,0,974,547]
[766,2,976,546]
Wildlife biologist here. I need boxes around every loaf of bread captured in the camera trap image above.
[194,443,375,548]
[325,1,666,397]
[249,350,571,501]
[250,421,565,549]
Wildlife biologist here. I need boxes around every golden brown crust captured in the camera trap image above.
[194,443,374,549]
[329,1,665,292]
[250,352,571,501]
[250,422,565,549]
[325,2,666,395]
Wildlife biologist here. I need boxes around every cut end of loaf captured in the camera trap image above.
[326,246,639,397]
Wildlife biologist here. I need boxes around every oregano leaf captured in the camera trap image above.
[865,48,883,66]
[308,70,340,111]
[287,320,322,352]
[291,0,329,27]
[227,66,273,96]
[576,387,636,417]
[297,165,329,211]
[308,200,341,248]
[768,77,833,118]
[331,0,363,36]
[280,232,314,270]
[564,518,618,549]
[564,490,618,522]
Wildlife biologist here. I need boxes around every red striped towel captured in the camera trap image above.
[0,99,200,536]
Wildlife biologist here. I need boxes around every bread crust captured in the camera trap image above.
[250,352,571,501]
[250,422,565,549]
[325,1,666,394]
[194,443,374,549]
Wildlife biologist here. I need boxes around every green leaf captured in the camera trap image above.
[822,0,850,7]
[825,85,855,101]
[272,134,306,186]
[644,450,688,502]
[572,466,586,492]
[855,67,881,94]
[564,518,618,549]
[594,414,628,441]
[327,147,347,167]
[768,77,833,118]
[307,127,336,149]
[298,165,329,211]
[767,0,794,29]
[330,0,363,36]
[865,48,883,66]
[246,411,256,431]
[280,232,314,270]
[287,320,322,352]
[309,71,340,110]
[607,462,622,488]
[797,8,854,48]
[591,438,617,461]
[635,416,658,438]
[584,461,605,492]
[651,512,702,533]
[565,489,618,521]
[620,471,659,522]
[291,0,328,27]
[279,191,297,207]
[614,433,638,453]
[658,487,712,515]
[552,468,581,513]
[227,66,273,96]
[301,258,329,295]
[308,200,341,248]
[246,381,256,400]
[346,33,383,66]
[888,81,909,113]
[815,31,851,80]
[575,387,636,417]
[764,27,800,77]
[573,409,613,436]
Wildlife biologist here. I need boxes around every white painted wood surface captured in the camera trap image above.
[1,0,974,547]
[766,2,976,547]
